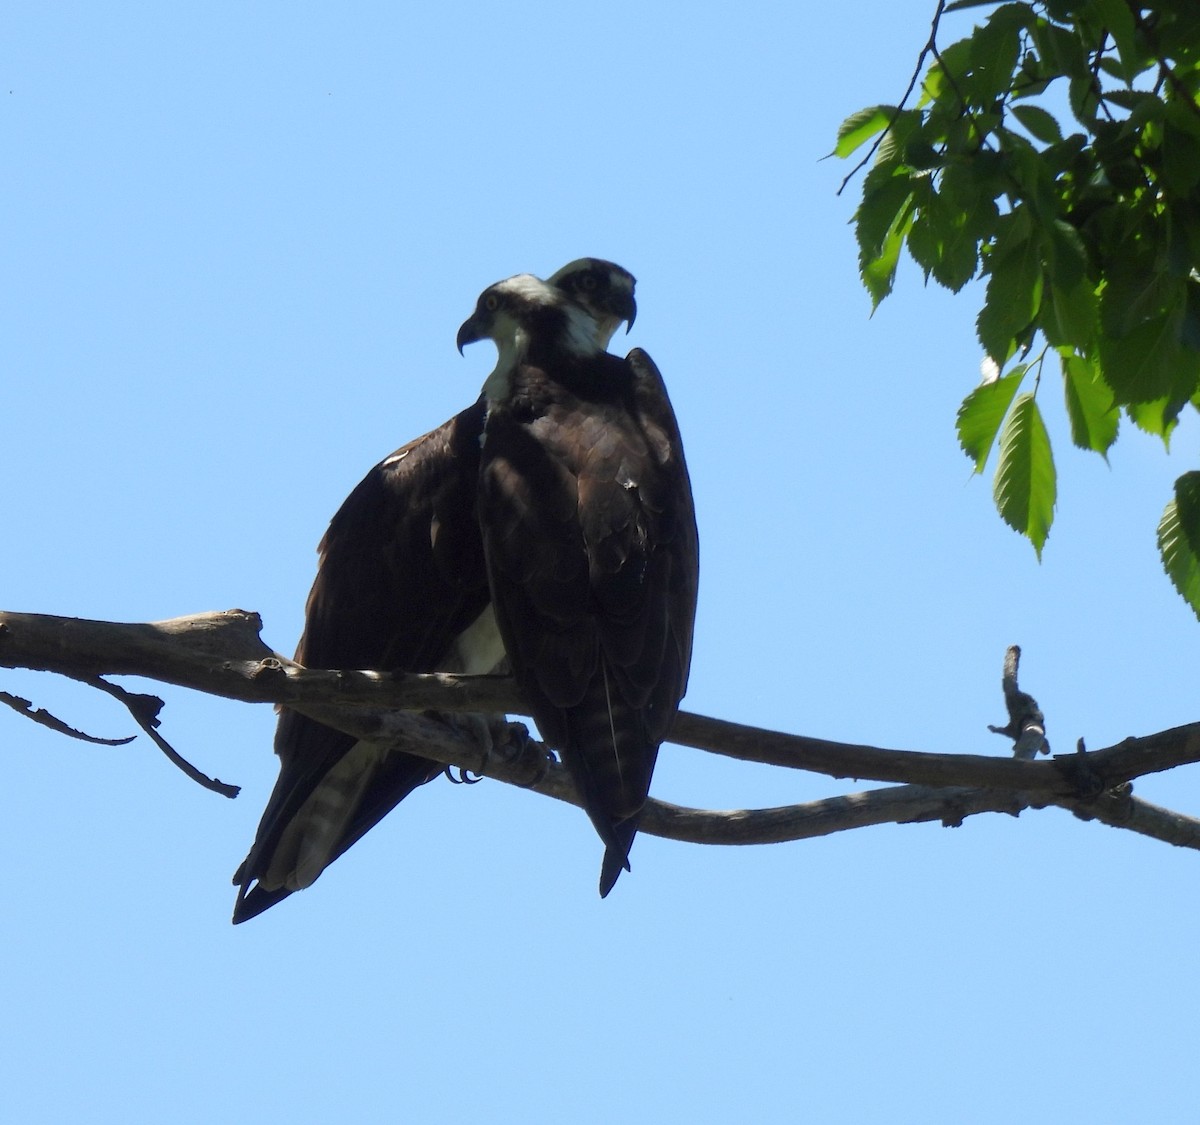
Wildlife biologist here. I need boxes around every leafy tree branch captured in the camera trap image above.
[837,0,1200,613]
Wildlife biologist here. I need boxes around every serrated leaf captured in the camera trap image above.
[1041,220,1087,290]
[993,393,1056,558]
[1126,396,1181,446]
[1032,19,1089,82]
[1158,477,1200,621]
[854,167,917,307]
[977,213,1045,363]
[1185,277,1200,350]
[938,161,1002,243]
[1098,308,1188,404]
[862,201,915,307]
[1011,104,1063,144]
[1176,472,1200,559]
[1161,118,1200,197]
[1062,352,1118,455]
[875,109,925,166]
[856,165,913,251]
[1042,276,1098,348]
[907,183,980,292]
[1068,74,1101,124]
[835,106,894,159]
[968,15,1023,103]
[1100,264,1176,340]
[1092,0,1142,81]
[927,40,975,112]
[957,367,1026,472]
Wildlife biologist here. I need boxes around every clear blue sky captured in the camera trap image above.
[5,4,1198,1123]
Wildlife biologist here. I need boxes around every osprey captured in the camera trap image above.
[232,259,639,923]
[459,271,698,895]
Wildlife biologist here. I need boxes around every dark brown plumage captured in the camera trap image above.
[232,399,495,922]
[462,275,698,894]
[232,260,644,922]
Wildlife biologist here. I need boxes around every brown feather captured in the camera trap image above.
[480,347,697,893]
[232,397,495,922]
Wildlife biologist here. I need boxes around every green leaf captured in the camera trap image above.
[1031,19,1090,82]
[1062,352,1118,455]
[968,14,1023,104]
[993,393,1056,558]
[1092,0,1143,81]
[1098,308,1190,404]
[859,200,912,307]
[1098,258,1200,404]
[938,161,1002,239]
[854,165,917,307]
[907,182,980,292]
[835,106,894,159]
[1161,116,1200,197]
[1174,205,1200,282]
[862,205,914,307]
[1126,396,1181,446]
[976,210,1045,363]
[1177,472,1200,560]
[957,367,1026,472]
[922,39,975,111]
[1000,127,1060,218]
[1068,73,1102,125]
[1158,474,1200,621]
[1185,277,1200,350]
[1100,266,1177,342]
[1041,220,1088,291]
[875,109,925,166]
[1042,276,1098,348]
[1011,104,1063,144]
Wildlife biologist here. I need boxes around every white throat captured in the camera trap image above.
[479,281,599,402]
[561,302,599,357]
[482,319,529,401]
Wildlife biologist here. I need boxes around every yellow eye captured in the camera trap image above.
[484,294,500,312]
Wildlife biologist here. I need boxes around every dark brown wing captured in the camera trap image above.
[479,352,697,894]
[625,348,699,738]
[233,397,492,923]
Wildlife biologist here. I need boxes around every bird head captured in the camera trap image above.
[456,273,602,358]
[457,273,599,398]
[547,258,637,348]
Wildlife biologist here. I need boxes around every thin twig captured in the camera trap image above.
[837,0,947,195]
[0,690,136,746]
[83,676,240,798]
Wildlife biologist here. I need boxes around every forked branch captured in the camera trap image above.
[2,609,1199,852]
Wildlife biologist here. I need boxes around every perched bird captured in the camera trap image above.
[459,268,698,895]
[232,259,639,923]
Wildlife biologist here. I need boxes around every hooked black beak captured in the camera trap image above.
[456,313,487,355]
[623,294,637,333]
[603,289,636,334]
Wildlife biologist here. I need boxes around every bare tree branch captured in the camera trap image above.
[3,607,1200,854]
[645,785,1200,852]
